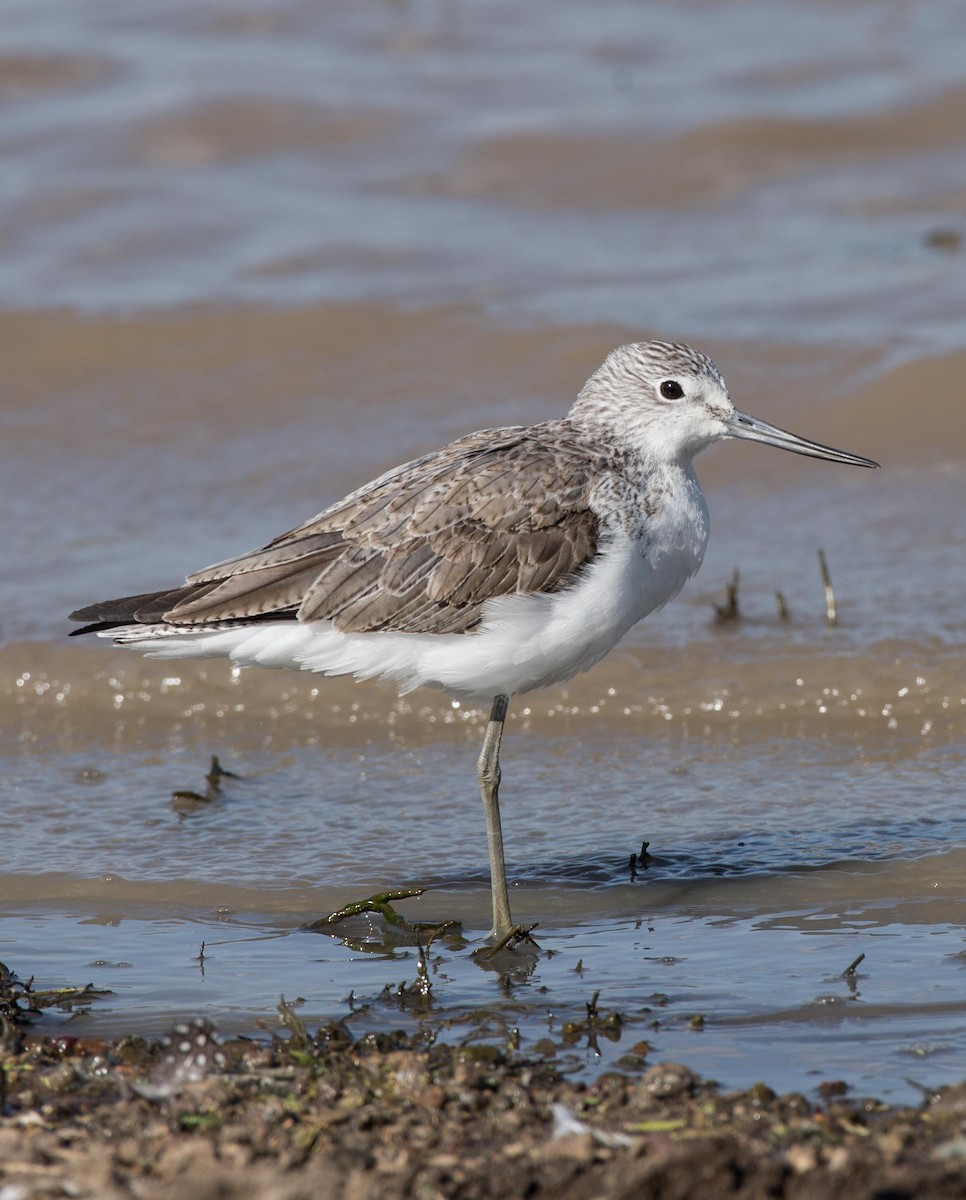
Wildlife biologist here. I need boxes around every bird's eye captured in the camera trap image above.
[659,380,685,400]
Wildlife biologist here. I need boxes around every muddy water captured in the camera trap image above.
[3,0,966,1103]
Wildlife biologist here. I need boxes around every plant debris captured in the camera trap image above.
[818,548,837,626]
[2,1017,966,1198]
[309,887,429,931]
[0,960,111,1024]
[172,754,240,807]
[713,568,741,623]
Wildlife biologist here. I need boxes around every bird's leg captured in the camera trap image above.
[477,693,513,941]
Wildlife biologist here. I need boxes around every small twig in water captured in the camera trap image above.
[172,755,240,806]
[714,568,741,623]
[843,952,865,979]
[818,549,837,626]
[277,995,311,1050]
[411,941,432,998]
[775,590,789,621]
[629,839,652,879]
[206,755,239,791]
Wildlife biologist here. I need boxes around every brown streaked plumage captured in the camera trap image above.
[72,425,602,639]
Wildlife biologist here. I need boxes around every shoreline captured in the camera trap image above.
[3,1020,965,1199]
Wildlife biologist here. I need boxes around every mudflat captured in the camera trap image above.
[3,1022,966,1199]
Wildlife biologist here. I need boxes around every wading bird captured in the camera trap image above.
[71,341,877,943]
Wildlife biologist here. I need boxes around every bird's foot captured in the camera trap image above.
[473,922,540,960]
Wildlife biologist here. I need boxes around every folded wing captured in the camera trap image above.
[70,424,603,638]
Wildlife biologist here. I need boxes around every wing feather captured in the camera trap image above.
[72,422,610,637]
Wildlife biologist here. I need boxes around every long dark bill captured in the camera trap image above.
[728,411,879,468]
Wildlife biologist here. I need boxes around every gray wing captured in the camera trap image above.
[157,423,603,635]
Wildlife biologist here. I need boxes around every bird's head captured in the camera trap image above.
[570,340,878,470]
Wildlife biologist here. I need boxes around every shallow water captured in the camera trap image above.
[3,0,966,1105]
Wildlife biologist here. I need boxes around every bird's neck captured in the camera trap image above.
[563,414,699,483]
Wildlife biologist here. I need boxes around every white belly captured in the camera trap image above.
[116,505,709,703]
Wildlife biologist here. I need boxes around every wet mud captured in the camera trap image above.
[3,1006,966,1200]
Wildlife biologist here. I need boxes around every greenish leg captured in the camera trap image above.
[477,693,513,941]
